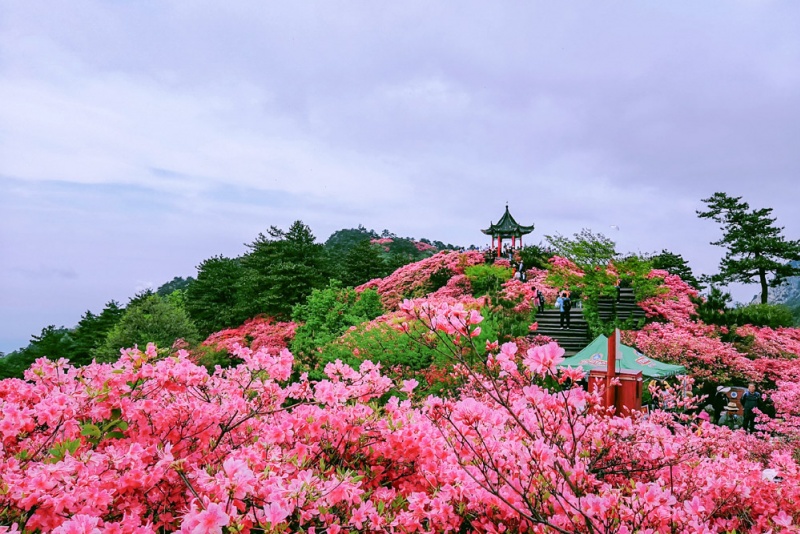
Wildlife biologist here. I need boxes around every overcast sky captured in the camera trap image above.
[2,1,799,353]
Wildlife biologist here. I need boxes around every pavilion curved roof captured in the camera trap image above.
[481,205,534,237]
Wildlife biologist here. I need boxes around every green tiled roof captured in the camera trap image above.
[481,205,534,237]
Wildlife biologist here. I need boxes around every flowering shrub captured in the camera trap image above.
[202,316,296,354]
[2,307,800,532]
[413,241,437,252]
[394,301,800,532]
[356,251,484,309]
[735,324,800,359]
[6,252,800,532]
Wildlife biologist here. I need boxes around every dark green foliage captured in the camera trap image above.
[94,294,200,362]
[0,326,76,379]
[694,286,733,327]
[291,281,384,367]
[650,249,702,290]
[339,239,390,287]
[427,268,455,293]
[324,225,378,256]
[728,304,794,329]
[545,228,618,267]
[127,289,156,308]
[156,276,195,297]
[185,256,244,336]
[698,192,800,304]
[236,221,332,320]
[518,244,552,270]
[193,344,239,373]
[465,264,513,297]
[70,301,125,366]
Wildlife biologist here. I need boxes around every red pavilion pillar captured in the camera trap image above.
[512,235,516,249]
[497,236,502,256]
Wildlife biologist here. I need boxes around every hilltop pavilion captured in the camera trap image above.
[481,205,534,255]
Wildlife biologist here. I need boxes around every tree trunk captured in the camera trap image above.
[759,269,768,304]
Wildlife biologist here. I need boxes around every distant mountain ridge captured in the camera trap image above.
[751,260,800,307]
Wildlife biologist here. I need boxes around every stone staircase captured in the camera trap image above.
[597,287,647,323]
[531,306,590,356]
[531,288,647,356]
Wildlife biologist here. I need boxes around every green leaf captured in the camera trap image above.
[80,424,102,439]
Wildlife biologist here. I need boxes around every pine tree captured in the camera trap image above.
[698,192,800,304]
[185,256,244,336]
[236,221,331,320]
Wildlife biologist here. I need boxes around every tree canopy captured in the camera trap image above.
[545,228,618,267]
[650,249,701,290]
[235,221,332,320]
[94,294,199,362]
[698,192,800,304]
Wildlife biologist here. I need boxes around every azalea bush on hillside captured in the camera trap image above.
[3,313,800,532]
[357,250,484,310]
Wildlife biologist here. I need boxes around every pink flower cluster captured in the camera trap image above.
[413,241,437,252]
[356,250,485,309]
[736,325,800,359]
[202,317,297,354]
[2,322,800,532]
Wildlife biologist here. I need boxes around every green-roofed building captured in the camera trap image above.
[557,334,686,379]
[482,204,534,255]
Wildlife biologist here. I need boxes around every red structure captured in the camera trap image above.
[588,329,643,414]
[481,204,534,256]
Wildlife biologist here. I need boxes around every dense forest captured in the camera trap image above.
[0,224,459,378]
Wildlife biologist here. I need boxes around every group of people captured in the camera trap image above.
[709,382,768,433]
[510,262,574,327]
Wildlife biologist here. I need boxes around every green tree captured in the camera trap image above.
[339,239,389,287]
[729,303,794,329]
[291,281,384,367]
[185,256,244,336]
[698,192,800,304]
[0,326,76,379]
[518,244,552,270]
[694,285,733,327]
[545,228,618,267]
[94,294,199,362]
[650,249,702,289]
[324,225,377,258]
[156,276,195,297]
[236,221,331,320]
[71,300,125,366]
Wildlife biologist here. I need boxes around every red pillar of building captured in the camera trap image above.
[606,329,618,408]
[497,237,502,256]
[512,235,516,248]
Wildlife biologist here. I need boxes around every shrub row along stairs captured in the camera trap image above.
[532,307,589,356]
[597,287,647,323]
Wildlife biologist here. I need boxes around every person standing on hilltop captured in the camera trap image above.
[741,383,762,433]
